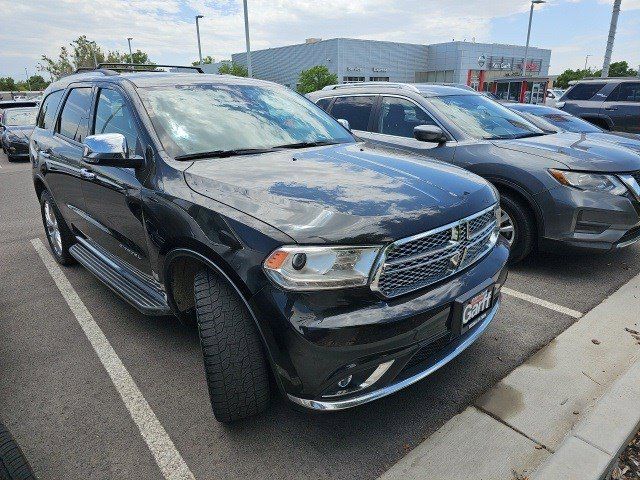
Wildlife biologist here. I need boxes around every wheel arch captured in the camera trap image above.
[488,178,544,240]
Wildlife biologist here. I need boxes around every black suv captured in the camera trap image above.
[558,78,640,133]
[31,65,508,422]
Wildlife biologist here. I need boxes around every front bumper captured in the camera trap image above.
[5,141,29,158]
[536,184,640,251]
[249,239,509,409]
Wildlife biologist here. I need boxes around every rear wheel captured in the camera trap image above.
[40,190,76,265]
[193,268,270,423]
[0,422,37,480]
[499,193,536,263]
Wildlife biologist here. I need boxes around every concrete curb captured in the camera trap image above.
[531,358,640,480]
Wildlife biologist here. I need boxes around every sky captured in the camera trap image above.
[1,0,639,80]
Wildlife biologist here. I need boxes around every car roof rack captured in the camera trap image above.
[321,82,420,93]
[73,63,204,74]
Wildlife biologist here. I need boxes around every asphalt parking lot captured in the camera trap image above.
[2,151,640,480]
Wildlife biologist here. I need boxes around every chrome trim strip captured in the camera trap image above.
[618,174,640,200]
[287,299,500,411]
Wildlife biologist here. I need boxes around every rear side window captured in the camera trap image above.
[565,83,605,100]
[330,96,376,131]
[315,98,331,112]
[58,88,92,142]
[37,90,64,130]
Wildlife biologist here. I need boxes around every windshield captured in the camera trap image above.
[427,94,544,140]
[4,108,38,126]
[139,83,354,158]
[538,112,601,133]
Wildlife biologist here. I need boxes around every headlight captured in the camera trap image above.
[263,245,381,290]
[549,169,627,195]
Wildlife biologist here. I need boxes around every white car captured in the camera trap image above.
[545,88,565,106]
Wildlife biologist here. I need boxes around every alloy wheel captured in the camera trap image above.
[44,200,63,256]
[499,209,515,246]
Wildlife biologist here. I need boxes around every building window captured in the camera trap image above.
[415,70,454,83]
[342,76,365,83]
[369,77,389,82]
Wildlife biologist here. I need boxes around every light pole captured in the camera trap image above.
[242,0,252,77]
[584,54,592,71]
[127,37,134,64]
[522,0,546,76]
[601,0,621,78]
[195,15,204,66]
[25,68,31,91]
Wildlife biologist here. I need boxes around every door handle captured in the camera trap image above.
[80,168,96,180]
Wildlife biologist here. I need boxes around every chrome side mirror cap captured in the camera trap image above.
[337,118,351,131]
[83,133,143,168]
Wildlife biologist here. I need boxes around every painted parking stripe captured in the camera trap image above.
[502,287,583,319]
[31,238,195,480]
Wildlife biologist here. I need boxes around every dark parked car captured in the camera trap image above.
[308,83,640,261]
[557,78,640,133]
[31,66,508,422]
[1,107,38,161]
[507,103,640,153]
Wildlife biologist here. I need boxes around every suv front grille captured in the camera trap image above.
[372,206,498,298]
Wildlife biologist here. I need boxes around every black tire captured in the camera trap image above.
[0,422,37,480]
[193,268,270,423]
[39,190,76,265]
[6,155,16,163]
[500,193,536,263]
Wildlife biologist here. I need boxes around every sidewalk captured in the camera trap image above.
[379,272,640,480]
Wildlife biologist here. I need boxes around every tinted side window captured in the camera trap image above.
[565,83,606,100]
[614,82,640,102]
[94,89,139,155]
[37,90,64,130]
[379,97,436,137]
[315,98,331,112]
[58,88,92,142]
[330,96,375,131]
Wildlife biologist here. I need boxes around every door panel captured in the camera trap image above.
[602,82,640,133]
[79,87,152,275]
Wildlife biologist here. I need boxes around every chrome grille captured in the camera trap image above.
[372,206,498,298]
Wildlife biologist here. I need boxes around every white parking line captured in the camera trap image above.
[31,238,195,480]
[502,287,583,319]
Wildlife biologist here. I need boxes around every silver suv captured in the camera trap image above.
[558,78,640,134]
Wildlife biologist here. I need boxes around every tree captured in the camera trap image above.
[39,35,155,79]
[592,61,637,78]
[218,62,248,77]
[555,68,592,89]
[0,77,17,91]
[192,55,214,66]
[296,65,338,94]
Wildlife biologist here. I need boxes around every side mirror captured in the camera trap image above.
[414,125,447,144]
[337,118,351,131]
[82,133,143,168]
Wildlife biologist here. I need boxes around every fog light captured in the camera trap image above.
[337,375,352,388]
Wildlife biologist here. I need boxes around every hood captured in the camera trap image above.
[585,132,640,155]
[493,132,640,172]
[184,143,497,244]
[4,126,33,143]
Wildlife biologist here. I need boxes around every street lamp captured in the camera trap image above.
[242,0,252,77]
[25,68,31,91]
[601,0,621,78]
[584,54,592,71]
[522,0,546,76]
[127,37,134,64]
[195,15,204,66]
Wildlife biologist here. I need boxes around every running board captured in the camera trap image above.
[69,242,172,316]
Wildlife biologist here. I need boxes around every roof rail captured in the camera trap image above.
[74,63,204,74]
[573,76,634,81]
[321,82,420,93]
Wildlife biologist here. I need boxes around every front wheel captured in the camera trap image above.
[499,193,536,263]
[193,268,271,423]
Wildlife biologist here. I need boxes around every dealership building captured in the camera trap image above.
[229,37,551,98]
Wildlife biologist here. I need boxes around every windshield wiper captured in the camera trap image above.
[272,140,340,149]
[174,148,275,161]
